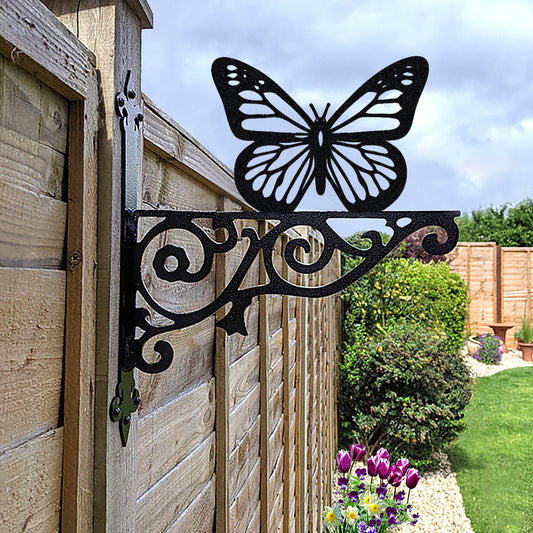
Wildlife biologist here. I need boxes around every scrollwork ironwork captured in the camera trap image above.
[121,210,459,376]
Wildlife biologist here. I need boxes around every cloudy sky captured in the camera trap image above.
[142,0,533,234]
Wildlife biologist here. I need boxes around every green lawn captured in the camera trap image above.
[448,367,533,533]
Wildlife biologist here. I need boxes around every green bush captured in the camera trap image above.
[342,256,468,352]
[338,323,472,469]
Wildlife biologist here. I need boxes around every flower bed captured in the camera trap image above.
[323,445,421,532]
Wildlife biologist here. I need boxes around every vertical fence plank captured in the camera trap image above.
[295,230,308,533]
[62,82,98,532]
[282,235,291,533]
[259,220,270,531]
[215,196,230,533]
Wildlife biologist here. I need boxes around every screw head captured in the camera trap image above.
[117,96,125,106]
[133,396,141,406]
[113,407,121,418]
[124,415,131,425]
[128,90,136,99]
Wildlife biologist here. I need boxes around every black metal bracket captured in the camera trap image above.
[111,60,461,447]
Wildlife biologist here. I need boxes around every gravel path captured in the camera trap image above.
[397,348,532,533]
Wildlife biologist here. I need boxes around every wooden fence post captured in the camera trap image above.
[42,1,152,531]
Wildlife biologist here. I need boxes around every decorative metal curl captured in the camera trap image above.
[120,210,459,377]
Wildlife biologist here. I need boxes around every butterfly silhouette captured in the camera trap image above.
[212,56,429,213]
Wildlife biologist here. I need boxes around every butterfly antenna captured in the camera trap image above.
[309,103,320,120]
[322,103,331,119]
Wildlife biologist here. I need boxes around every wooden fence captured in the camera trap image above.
[0,1,341,531]
[447,242,533,348]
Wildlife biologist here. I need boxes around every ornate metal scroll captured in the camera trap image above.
[120,210,458,377]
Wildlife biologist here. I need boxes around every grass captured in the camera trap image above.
[448,367,533,533]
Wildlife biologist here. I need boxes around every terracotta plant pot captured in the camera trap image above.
[518,342,533,362]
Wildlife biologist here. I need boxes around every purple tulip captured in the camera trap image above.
[378,458,390,479]
[336,450,352,474]
[387,465,403,487]
[396,458,410,475]
[367,455,380,477]
[375,448,390,460]
[349,443,366,462]
[405,468,420,489]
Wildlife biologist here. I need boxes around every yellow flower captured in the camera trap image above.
[377,346,383,352]
[343,505,359,525]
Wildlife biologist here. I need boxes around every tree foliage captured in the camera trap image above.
[457,198,533,246]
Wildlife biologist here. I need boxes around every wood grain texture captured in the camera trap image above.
[61,67,99,532]
[136,434,215,532]
[136,319,215,416]
[0,428,63,532]
[228,383,260,451]
[229,345,260,411]
[0,267,65,452]
[165,479,216,533]
[215,195,230,533]
[143,96,250,209]
[0,0,95,99]
[228,417,260,504]
[229,460,261,533]
[136,379,215,497]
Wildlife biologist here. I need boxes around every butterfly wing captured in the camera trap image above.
[234,141,315,212]
[321,56,428,211]
[325,141,406,212]
[212,57,313,142]
[327,56,429,142]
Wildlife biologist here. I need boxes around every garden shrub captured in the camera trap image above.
[342,255,468,352]
[338,323,472,469]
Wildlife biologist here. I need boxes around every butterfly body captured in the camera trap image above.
[212,57,428,213]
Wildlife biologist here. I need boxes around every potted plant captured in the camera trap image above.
[514,317,533,362]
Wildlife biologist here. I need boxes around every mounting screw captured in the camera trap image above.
[124,415,131,425]
[68,251,82,271]
[133,396,141,406]
[112,407,121,418]
[128,90,136,99]
[117,96,125,107]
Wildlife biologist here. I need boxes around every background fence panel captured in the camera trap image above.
[448,242,533,348]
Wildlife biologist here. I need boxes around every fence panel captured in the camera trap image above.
[448,243,533,348]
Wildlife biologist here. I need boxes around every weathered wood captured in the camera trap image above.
[143,96,249,209]
[165,479,216,533]
[228,418,260,503]
[142,148,219,211]
[136,379,215,497]
[229,460,261,533]
[0,121,66,198]
[259,220,271,531]
[282,239,291,533]
[215,195,230,533]
[0,428,63,532]
[268,486,284,533]
[229,345,260,411]
[228,383,260,451]
[0,0,95,99]
[0,267,65,452]
[268,416,284,476]
[295,237,308,533]
[43,2,146,531]
[136,319,215,416]
[136,434,215,532]
[61,70,99,532]
[0,176,66,268]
